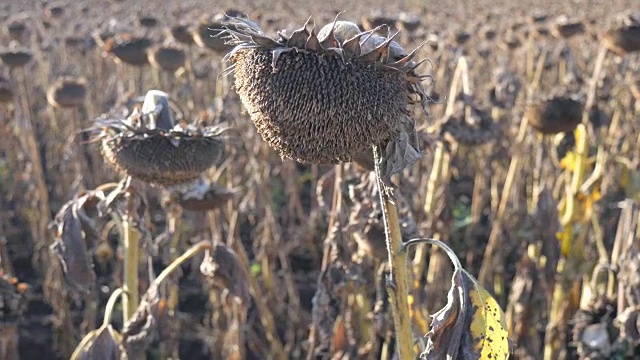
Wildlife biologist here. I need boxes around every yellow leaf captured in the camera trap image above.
[576,186,600,221]
[464,270,510,360]
[560,151,576,171]
[556,225,573,257]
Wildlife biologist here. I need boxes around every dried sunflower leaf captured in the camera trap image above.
[50,201,94,294]
[423,267,468,359]
[379,125,420,182]
[422,240,511,360]
[74,326,123,360]
[200,244,250,306]
[121,283,161,358]
[615,306,640,345]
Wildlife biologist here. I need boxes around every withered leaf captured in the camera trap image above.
[420,240,511,360]
[200,244,250,306]
[121,283,161,358]
[50,192,104,294]
[615,306,640,346]
[173,178,236,211]
[74,326,123,360]
[378,123,421,184]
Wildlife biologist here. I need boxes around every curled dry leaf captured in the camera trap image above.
[121,283,162,358]
[200,244,250,307]
[615,306,640,346]
[50,190,106,294]
[420,239,511,360]
[74,325,123,360]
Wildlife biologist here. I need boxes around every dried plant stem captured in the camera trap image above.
[14,68,51,272]
[373,145,413,360]
[307,164,343,360]
[544,46,608,360]
[413,142,448,276]
[17,68,34,123]
[321,164,342,272]
[135,66,143,95]
[155,240,211,286]
[230,237,286,360]
[166,205,182,360]
[70,109,89,189]
[479,48,547,293]
[414,56,468,278]
[478,115,528,292]
[183,48,196,113]
[122,185,140,323]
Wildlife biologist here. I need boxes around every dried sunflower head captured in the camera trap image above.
[438,99,499,146]
[138,15,159,29]
[102,34,153,66]
[193,13,246,54]
[147,45,186,72]
[526,95,583,135]
[46,77,87,108]
[170,24,195,45]
[92,90,226,186]
[571,298,624,359]
[169,177,236,211]
[551,20,585,39]
[6,21,27,40]
[602,25,640,56]
[0,49,32,68]
[224,16,429,182]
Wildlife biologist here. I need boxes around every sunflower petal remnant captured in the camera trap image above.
[223,16,429,183]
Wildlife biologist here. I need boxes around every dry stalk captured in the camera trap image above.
[414,56,468,279]
[478,48,548,295]
[13,67,52,274]
[373,145,413,360]
[543,44,609,360]
[122,193,140,323]
[230,234,286,360]
[307,164,343,360]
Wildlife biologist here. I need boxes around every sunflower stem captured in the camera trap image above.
[544,45,607,359]
[373,145,413,360]
[230,235,286,360]
[122,183,140,323]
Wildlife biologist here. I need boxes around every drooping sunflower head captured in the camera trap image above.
[93,90,226,186]
[224,16,429,181]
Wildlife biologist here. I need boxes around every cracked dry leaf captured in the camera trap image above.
[422,240,511,360]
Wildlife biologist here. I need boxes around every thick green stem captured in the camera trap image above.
[373,146,413,359]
